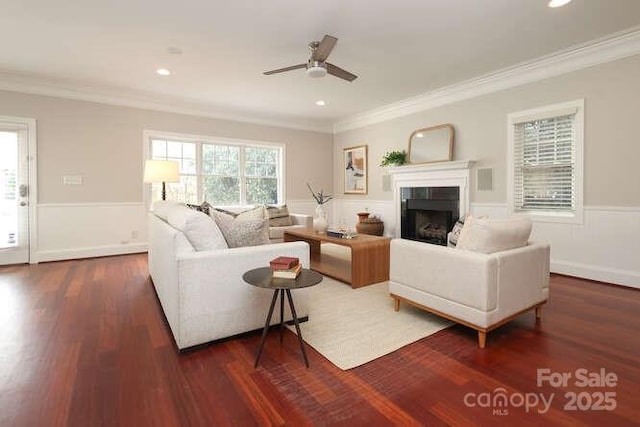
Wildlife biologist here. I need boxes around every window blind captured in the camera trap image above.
[513,113,576,212]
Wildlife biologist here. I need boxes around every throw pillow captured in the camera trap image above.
[212,205,266,220]
[457,216,532,254]
[167,206,228,251]
[236,205,267,221]
[266,205,293,227]
[455,215,474,249]
[187,201,212,216]
[152,200,182,221]
[448,217,466,247]
[210,209,270,248]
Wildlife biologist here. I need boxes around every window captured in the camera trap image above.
[146,131,284,205]
[507,99,583,223]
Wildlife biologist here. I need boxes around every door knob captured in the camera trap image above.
[20,201,28,206]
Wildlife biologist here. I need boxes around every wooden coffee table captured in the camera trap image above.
[284,229,390,288]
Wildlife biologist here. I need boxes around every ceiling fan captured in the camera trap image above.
[263,35,357,82]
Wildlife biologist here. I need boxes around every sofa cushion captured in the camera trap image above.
[266,205,293,227]
[153,200,182,221]
[167,206,228,251]
[457,216,532,254]
[211,209,270,248]
[187,201,212,216]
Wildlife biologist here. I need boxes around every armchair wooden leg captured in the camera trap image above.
[478,331,487,349]
[393,297,400,312]
[535,305,543,322]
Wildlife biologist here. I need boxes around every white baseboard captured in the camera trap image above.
[38,243,148,263]
[552,260,640,289]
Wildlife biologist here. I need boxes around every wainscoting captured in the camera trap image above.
[33,199,639,289]
[36,202,148,262]
[331,199,640,289]
[35,200,318,263]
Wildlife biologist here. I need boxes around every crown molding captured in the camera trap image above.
[333,26,640,133]
[0,74,333,134]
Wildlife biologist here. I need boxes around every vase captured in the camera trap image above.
[313,205,328,233]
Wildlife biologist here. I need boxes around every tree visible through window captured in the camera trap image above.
[148,133,283,205]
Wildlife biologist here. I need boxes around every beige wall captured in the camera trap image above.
[0,90,333,204]
[334,54,640,206]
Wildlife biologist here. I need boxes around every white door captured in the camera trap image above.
[0,120,32,265]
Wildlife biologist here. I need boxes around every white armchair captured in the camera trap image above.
[389,238,550,348]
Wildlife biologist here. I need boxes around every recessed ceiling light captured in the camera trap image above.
[315,100,326,106]
[156,68,171,76]
[548,0,572,8]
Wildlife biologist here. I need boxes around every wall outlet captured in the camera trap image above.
[131,230,138,239]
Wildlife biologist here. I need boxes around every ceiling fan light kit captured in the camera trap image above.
[264,34,357,82]
[306,62,327,78]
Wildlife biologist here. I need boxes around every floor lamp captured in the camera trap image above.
[143,160,180,200]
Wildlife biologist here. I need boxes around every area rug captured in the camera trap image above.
[288,274,452,370]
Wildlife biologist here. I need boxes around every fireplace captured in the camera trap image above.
[388,160,472,244]
[400,186,459,245]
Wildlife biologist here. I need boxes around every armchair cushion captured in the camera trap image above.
[457,216,532,254]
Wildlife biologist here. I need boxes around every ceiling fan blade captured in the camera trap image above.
[313,35,338,62]
[326,63,358,82]
[263,63,306,75]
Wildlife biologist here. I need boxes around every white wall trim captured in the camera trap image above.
[334,27,640,133]
[0,74,332,134]
[585,205,640,212]
[38,243,148,263]
[552,260,640,290]
[37,202,143,208]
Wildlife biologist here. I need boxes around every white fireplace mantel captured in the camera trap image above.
[388,160,474,238]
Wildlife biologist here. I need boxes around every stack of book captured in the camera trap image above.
[269,256,302,279]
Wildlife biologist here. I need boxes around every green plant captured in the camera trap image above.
[380,150,406,166]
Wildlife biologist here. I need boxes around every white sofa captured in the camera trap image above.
[389,238,550,348]
[148,206,311,350]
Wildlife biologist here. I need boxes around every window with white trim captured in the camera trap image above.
[507,99,583,223]
[146,132,284,205]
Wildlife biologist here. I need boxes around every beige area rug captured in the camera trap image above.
[288,243,452,370]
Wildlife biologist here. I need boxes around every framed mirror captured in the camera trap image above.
[408,124,454,164]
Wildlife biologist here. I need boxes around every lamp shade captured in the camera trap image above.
[143,160,180,183]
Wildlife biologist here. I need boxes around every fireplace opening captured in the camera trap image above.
[400,186,459,246]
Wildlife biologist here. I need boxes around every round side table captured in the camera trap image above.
[243,267,323,368]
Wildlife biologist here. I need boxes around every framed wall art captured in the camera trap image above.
[343,145,367,194]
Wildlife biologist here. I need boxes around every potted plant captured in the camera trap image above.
[380,150,406,166]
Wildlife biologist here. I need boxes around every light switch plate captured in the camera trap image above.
[63,175,83,185]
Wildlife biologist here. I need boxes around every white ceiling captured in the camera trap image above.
[2,0,640,131]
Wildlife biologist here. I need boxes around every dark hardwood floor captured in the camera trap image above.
[1,254,639,426]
